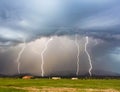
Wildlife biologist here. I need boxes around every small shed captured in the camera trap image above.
[22,76,33,79]
[52,77,61,80]
[71,77,78,80]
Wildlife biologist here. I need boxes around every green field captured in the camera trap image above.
[0,78,120,92]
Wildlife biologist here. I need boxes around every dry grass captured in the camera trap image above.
[2,86,119,92]
[40,87,119,92]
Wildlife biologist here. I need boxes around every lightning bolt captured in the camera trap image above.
[85,36,92,76]
[41,37,53,77]
[16,39,26,74]
[75,35,80,76]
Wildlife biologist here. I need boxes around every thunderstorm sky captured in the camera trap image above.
[0,0,120,76]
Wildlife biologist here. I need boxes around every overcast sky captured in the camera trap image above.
[0,0,120,76]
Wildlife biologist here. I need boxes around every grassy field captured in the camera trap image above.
[0,78,120,92]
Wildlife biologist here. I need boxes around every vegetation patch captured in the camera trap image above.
[0,78,120,92]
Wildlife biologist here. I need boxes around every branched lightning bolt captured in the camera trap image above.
[41,37,53,77]
[16,39,26,74]
[85,36,92,76]
[75,35,80,76]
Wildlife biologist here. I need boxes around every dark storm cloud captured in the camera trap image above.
[0,0,120,45]
[1,36,120,76]
[0,0,120,76]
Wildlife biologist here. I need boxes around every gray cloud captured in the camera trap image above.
[0,0,120,76]
[0,0,120,46]
[0,36,120,76]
